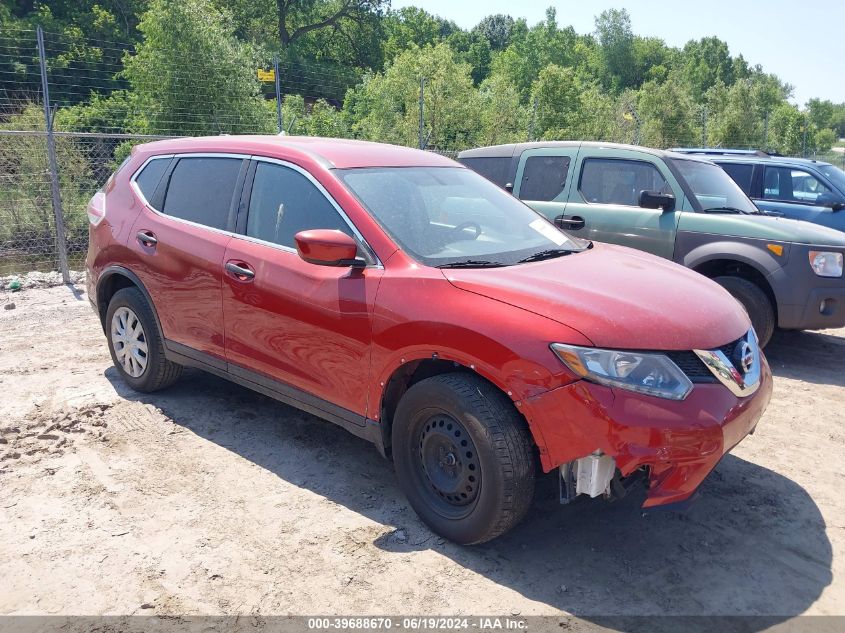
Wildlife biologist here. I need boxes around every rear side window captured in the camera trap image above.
[162,157,242,230]
[579,158,670,206]
[519,155,570,201]
[459,157,510,187]
[246,162,353,248]
[718,162,754,194]
[134,158,170,203]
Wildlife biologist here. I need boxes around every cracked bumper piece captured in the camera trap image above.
[523,354,773,508]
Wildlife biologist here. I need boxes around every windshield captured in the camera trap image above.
[670,158,760,214]
[336,166,589,267]
[818,164,845,193]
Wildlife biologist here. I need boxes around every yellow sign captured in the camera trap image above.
[257,69,275,82]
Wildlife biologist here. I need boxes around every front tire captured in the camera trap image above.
[105,287,182,392]
[713,275,775,347]
[392,373,536,545]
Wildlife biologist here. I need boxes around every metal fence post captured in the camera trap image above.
[418,77,425,150]
[274,56,283,134]
[36,26,70,283]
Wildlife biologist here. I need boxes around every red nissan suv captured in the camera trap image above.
[86,136,772,544]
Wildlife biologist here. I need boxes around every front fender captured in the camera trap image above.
[676,232,791,275]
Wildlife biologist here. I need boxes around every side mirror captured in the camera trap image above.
[816,192,845,211]
[504,182,514,194]
[639,190,676,212]
[294,229,363,267]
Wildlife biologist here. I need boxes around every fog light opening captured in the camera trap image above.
[819,298,836,316]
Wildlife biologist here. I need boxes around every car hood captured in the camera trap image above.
[678,212,845,246]
[441,243,750,351]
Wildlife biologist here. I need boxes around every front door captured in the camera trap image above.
[564,154,681,259]
[221,159,383,419]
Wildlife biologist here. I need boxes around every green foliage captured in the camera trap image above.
[343,43,480,150]
[121,0,273,135]
[0,104,93,252]
[637,77,697,148]
[472,14,515,51]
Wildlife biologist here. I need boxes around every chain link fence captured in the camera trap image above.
[2,25,844,278]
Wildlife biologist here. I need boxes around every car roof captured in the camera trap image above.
[132,135,458,169]
[671,148,833,169]
[458,141,713,164]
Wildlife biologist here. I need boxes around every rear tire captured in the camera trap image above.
[392,373,535,545]
[713,275,775,347]
[105,287,182,392]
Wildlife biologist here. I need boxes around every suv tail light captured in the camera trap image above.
[87,191,107,226]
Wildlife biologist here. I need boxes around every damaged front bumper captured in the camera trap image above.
[522,353,773,508]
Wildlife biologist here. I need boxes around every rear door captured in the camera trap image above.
[513,147,580,231]
[128,154,246,363]
[563,150,682,259]
[221,158,383,419]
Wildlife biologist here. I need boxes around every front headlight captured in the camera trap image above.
[550,344,693,400]
[809,251,843,278]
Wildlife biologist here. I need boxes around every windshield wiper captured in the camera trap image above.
[516,249,573,264]
[436,260,508,269]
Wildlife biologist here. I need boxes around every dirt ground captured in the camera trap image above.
[1,283,843,624]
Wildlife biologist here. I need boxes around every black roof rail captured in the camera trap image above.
[670,147,772,158]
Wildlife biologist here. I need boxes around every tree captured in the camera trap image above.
[637,77,697,148]
[122,0,272,135]
[472,14,514,50]
[343,43,480,150]
[594,8,634,90]
[273,0,387,50]
[680,37,734,99]
[447,31,492,85]
[477,73,527,145]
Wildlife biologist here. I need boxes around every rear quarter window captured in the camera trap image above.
[134,157,171,203]
[458,156,511,187]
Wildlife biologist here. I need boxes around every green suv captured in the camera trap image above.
[458,142,845,346]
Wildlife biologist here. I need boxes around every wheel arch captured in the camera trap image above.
[690,257,779,322]
[375,354,540,462]
[96,266,163,336]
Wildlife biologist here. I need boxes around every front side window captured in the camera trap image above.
[519,155,571,202]
[818,164,845,193]
[579,158,670,207]
[162,157,242,230]
[763,166,832,204]
[336,166,588,268]
[670,158,759,214]
[246,162,353,248]
[717,162,754,194]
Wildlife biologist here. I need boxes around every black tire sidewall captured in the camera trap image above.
[105,288,165,392]
[713,275,775,347]
[392,376,524,544]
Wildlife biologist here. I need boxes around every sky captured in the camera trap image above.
[391,0,845,106]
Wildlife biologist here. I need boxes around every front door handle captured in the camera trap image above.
[225,261,255,282]
[136,230,158,248]
[555,215,586,230]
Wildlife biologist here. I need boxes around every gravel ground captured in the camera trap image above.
[0,283,843,627]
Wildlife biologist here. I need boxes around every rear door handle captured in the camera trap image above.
[136,230,158,248]
[225,261,255,282]
[555,215,586,230]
